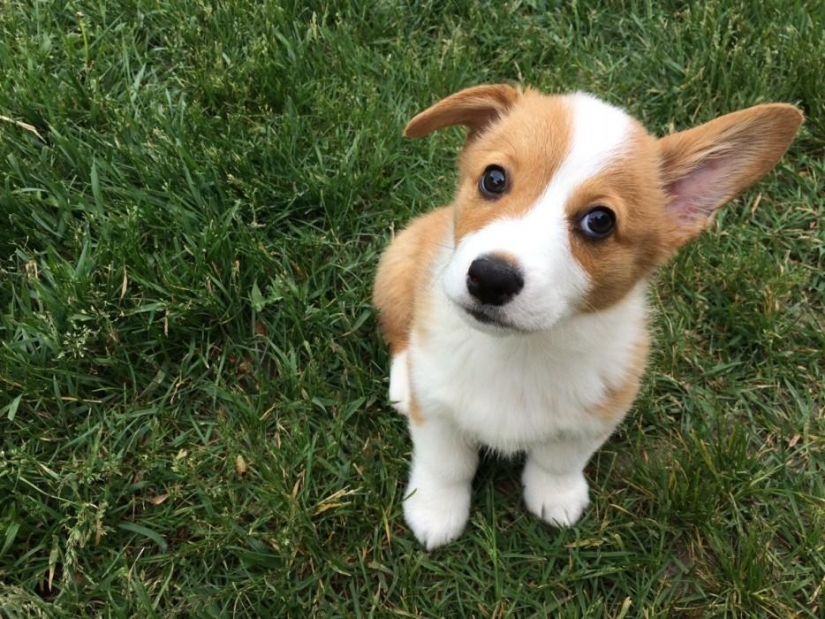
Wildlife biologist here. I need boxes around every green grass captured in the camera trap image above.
[1,0,823,616]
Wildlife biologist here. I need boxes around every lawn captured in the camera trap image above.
[1,0,823,616]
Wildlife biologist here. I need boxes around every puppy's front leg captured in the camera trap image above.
[522,434,609,528]
[404,416,478,550]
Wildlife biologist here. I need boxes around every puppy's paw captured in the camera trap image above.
[522,462,589,527]
[403,481,471,550]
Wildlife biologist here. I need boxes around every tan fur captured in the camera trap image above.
[566,130,681,312]
[567,105,803,312]
[373,207,452,355]
[587,327,650,421]
[658,103,804,245]
[404,84,521,140]
[451,92,572,244]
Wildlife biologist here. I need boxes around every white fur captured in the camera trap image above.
[388,350,410,416]
[521,434,608,526]
[399,94,646,549]
[413,263,646,453]
[403,415,478,549]
[402,245,648,548]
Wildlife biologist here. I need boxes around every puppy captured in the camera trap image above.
[373,84,802,549]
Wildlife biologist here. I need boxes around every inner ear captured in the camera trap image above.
[664,148,735,224]
[404,84,521,139]
[658,103,803,241]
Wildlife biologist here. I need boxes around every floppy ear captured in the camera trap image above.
[404,84,521,139]
[659,103,803,243]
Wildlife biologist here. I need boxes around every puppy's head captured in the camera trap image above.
[405,84,802,333]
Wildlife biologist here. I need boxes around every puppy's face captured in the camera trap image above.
[405,85,802,334]
[442,92,671,333]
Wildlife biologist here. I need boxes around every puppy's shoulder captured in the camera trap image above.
[374,207,453,353]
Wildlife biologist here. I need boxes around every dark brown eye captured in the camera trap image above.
[578,207,616,239]
[479,165,507,198]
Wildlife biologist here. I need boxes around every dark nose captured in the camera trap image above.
[466,257,524,306]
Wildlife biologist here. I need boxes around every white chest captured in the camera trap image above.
[409,286,647,453]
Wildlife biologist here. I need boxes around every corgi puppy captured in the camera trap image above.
[373,84,802,550]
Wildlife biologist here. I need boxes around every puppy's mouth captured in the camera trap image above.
[463,306,515,331]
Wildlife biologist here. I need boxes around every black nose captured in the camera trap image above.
[466,257,524,306]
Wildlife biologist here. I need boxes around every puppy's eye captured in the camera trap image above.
[479,165,507,198]
[578,207,616,239]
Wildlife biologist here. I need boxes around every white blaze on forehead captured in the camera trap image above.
[558,92,634,189]
[442,92,634,331]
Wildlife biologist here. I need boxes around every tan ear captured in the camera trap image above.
[404,84,521,139]
[659,103,803,242]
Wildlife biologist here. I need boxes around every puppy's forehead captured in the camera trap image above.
[461,92,572,169]
[461,91,639,191]
[559,92,636,185]
[453,92,643,246]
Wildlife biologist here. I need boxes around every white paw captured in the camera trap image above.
[522,462,590,527]
[403,481,471,550]
[389,351,411,416]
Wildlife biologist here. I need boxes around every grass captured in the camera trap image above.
[0,0,823,616]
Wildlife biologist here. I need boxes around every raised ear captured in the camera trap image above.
[659,103,803,242]
[404,84,521,139]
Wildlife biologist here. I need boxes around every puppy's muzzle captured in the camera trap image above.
[466,256,524,306]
